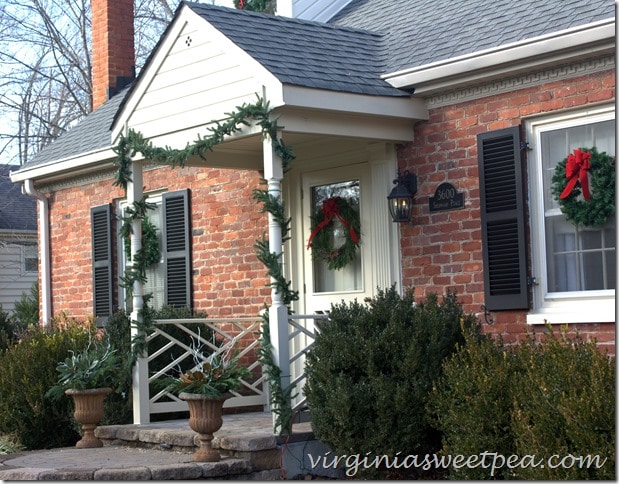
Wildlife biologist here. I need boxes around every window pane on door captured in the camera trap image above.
[310,180,362,293]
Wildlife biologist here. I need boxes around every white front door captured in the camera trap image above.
[302,164,374,313]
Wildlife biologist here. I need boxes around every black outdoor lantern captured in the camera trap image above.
[387,170,418,223]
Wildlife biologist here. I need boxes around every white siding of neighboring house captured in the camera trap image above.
[0,237,37,313]
[277,0,352,22]
[121,8,281,148]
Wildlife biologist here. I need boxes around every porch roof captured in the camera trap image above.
[13,2,417,181]
[182,1,408,98]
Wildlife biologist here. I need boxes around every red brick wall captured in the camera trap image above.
[47,165,269,321]
[397,68,615,352]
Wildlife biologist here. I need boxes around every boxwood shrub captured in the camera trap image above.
[0,305,212,449]
[304,286,479,477]
[0,323,92,449]
[429,327,615,480]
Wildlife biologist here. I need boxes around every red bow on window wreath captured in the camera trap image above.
[560,148,591,200]
[307,197,359,249]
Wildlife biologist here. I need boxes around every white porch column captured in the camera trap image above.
[128,159,149,424]
[263,131,291,431]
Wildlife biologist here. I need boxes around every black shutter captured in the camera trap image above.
[162,189,191,308]
[91,204,113,323]
[477,126,529,310]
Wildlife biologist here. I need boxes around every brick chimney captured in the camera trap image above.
[91,0,135,110]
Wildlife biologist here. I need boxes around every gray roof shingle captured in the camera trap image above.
[183,1,408,97]
[15,0,614,173]
[20,85,130,169]
[330,0,614,72]
[0,165,37,232]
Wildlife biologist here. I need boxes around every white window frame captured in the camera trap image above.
[117,192,165,310]
[526,104,615,324]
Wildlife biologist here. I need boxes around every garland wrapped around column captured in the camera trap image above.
[551,147,615,227]
[112,96,298,434]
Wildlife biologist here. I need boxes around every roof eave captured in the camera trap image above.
[384,19,615,95]
[281,84,426,120]
[9,147,116,185]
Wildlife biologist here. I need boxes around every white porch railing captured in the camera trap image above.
[288,314,328,414]
[136,318,266,421]
[132,314,328,424]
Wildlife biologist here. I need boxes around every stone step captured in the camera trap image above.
[0,446,280,480]
[94,413,318,477]
[0,412,341,480]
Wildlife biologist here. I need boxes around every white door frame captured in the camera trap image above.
[284,141,402,316]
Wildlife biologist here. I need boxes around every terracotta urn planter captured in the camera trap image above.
[65,387,112,449]
[180,392,231,462]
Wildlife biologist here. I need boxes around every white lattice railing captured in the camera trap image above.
[288,314,328,413]
[145,318,266,416]
[133,314,328,424]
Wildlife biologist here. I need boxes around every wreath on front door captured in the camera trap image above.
[307,196,361,270]
[551,147,615,227]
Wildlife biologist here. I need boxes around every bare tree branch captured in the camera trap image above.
[0,0,178,166]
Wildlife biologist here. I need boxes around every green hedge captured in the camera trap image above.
[304,287,479,477]
[13,282,40,327]
[429,327,615,480]
[0,324,92,449]
[99,310,133,425]
[0,305,18,351]
[0,305,213,450]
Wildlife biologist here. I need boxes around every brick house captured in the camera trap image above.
[10,0,616,420]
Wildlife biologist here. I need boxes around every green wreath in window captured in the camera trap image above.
[124,217,161,267]
[307,197,361,270]
[551,147,615,227]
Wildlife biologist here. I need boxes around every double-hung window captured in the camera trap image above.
[527,105,615,323]
[118,189,192,312]
[91,189,191,323]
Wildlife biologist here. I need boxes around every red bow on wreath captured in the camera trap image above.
[307,197,359,249]
[560,149,591,201]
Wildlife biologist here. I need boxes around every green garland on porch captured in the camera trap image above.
[112,96,299,434]
[252,182,299,435]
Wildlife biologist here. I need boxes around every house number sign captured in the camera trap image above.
[429,182,465,212]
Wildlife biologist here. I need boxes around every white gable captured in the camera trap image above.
[112,5,282,147]
[276,0,352,22]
